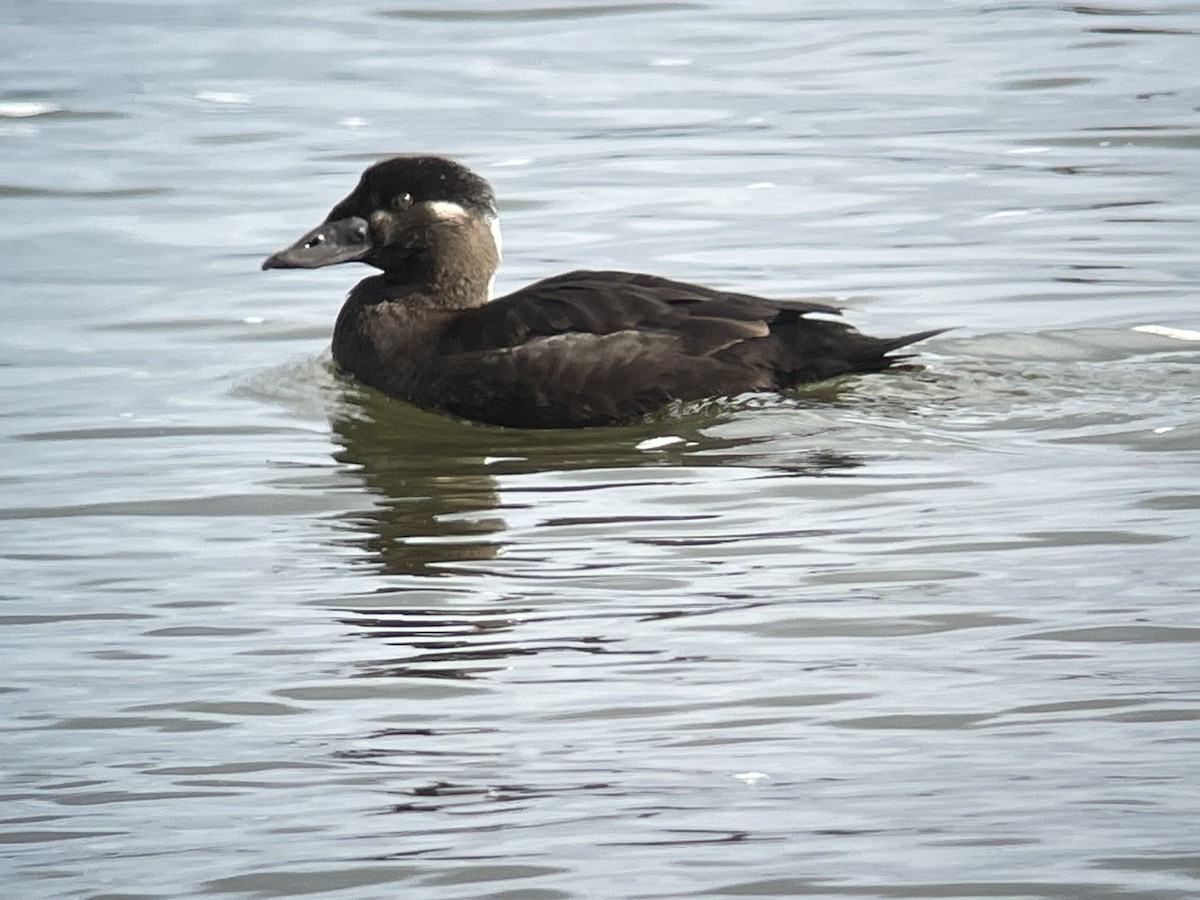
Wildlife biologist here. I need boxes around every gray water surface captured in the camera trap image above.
[3,2,1199,898]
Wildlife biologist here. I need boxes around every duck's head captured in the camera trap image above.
[263,155,502,298]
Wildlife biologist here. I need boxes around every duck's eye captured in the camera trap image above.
[391,192,414,212]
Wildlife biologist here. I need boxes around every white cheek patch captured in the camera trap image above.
[486,214,503,301]
[427,200,470,221]
[426,200,502,262]
[487,213,503,261]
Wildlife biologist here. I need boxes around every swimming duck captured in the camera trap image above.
[263,155,941,428]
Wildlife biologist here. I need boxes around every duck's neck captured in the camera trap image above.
[423,248,497,309]
[364,211,501,310]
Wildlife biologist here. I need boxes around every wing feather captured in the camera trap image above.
[439,269,837,355]
[431,329,760,427]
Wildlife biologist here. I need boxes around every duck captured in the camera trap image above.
[262,155,942,428]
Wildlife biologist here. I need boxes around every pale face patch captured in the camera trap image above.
[426,201,501,248]
[426,199,470,221]
[485,214,503,300]
[425,200,502,262]
[486,213,503,262]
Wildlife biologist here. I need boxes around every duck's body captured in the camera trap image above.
[264,155,941,428]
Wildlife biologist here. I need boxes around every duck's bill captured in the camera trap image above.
[261,216,372,270]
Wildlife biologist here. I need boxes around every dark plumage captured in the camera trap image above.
[263,155,942,428]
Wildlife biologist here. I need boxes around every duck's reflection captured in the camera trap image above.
[329,383,869,577]
[330,394,505,576]
[326,384,865,678]
[331,385,676,576]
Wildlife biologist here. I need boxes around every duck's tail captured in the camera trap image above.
[865,327,950,365]
[754,320,947,386]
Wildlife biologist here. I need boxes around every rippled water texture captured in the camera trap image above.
[3,2,1199,898]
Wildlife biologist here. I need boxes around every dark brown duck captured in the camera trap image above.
[263,155,942,428]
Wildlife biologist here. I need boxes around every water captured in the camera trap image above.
[3,1,1199,897]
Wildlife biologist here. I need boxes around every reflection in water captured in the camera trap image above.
[326,382,866,678]
[328,382,864,578]
[330,397,507,577]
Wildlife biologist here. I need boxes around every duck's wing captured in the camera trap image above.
[576,271,843,320]
[439,269,840,355]
[432,328,756,428]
